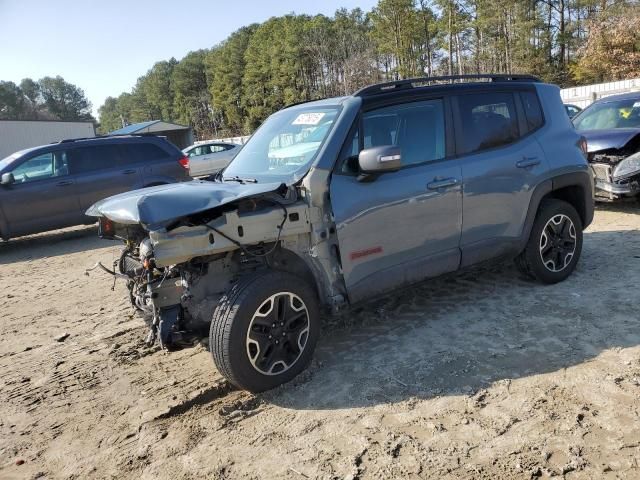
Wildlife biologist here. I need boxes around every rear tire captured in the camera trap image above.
[515,199,583,284]
[210,271,320,392]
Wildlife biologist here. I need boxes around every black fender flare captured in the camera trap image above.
[551,171,595,228]
[518,170,594,252]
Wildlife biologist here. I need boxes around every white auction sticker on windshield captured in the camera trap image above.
[633,101,640,109]
[292,112,325,125]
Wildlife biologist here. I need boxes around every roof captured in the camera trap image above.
[283,75,542,111]
[110,120,190,135]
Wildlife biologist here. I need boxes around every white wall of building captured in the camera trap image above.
[561,78,640,109]
[195,135,250,146]
[0,120,95,159]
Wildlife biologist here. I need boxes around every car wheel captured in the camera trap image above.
[515,199,583,284]
[210,271,320,392]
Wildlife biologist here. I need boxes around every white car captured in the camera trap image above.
[182,142,241,177]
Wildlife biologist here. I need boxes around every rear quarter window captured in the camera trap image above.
[520,91,544,132]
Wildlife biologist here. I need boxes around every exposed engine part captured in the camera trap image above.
[590,150,640,200]
[591,153,626,165]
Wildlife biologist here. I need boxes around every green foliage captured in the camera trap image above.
[38,76,93,121]
[95,0,640,138]
[0,76,94,122]
[0,81,27,119]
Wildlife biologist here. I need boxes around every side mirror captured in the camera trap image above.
[358,146,402,176]
[1,172,14,186]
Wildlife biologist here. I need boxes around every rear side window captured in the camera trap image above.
[121,143,168,164]
[457,92,519,154]
[70,145,122,173]
[211,144,233,152]
[521,91,544,132]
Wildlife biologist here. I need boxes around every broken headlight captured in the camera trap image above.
[139,238,154,260]
[613,152,640,180]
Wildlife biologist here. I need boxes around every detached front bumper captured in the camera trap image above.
[590,163,640,200]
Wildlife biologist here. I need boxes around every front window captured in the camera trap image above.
[11,152,69,183]
[574,98,640,131]
[223,106,340,183]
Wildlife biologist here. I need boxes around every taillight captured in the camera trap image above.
[99,217,115,238]
[178,155,189,169]
[577,136,588,159]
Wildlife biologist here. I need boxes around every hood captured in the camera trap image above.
[581,128,640,153]
[86,180,284,228]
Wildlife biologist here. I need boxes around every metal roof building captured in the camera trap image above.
[110,120,193,149]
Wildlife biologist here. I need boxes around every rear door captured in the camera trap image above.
[0,149,83,237]
[70,144,141,213]
[454,89,548,266]
[330,97,463,303]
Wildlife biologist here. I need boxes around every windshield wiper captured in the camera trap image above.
[223,176,258,184]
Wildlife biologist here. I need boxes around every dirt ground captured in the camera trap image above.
[1,205,639,480]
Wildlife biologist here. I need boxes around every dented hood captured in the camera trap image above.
[86,180,283,228]
[581,128,640,153]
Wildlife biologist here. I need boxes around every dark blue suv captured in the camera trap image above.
[0,135,190,240]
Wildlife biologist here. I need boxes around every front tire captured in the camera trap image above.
[515,199,583,284]
[210,271,320,392]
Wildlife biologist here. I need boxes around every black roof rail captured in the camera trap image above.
[354,74,542,97]
[54,136,101,144]
[52,133,155,144]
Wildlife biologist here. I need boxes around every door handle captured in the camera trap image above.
[56,180,73,186]
[516,157,540,168]
[427,177,459,190]
[121,169,136,175]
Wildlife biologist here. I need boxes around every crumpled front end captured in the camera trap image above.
[590,151,640,200]
[87,183,324,351]
[583,128,640,201]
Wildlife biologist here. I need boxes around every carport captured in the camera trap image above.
[110,120,193,149]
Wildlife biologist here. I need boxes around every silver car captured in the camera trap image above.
[183,142,240,177]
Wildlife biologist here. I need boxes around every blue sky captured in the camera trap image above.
[0,0,378,117]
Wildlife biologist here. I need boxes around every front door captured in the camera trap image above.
[0,150,82,237]
[329,98,462,303]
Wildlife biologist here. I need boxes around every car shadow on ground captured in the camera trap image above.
[0,225,112,264]
[264,228,640,410]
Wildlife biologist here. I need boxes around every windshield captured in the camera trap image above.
[574,98,640,131]
[223,106,340,183]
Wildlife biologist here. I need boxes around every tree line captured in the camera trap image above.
[5,0,638,138]
[0,76,94,122]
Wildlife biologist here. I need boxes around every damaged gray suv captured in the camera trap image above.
[88,74,594,392]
